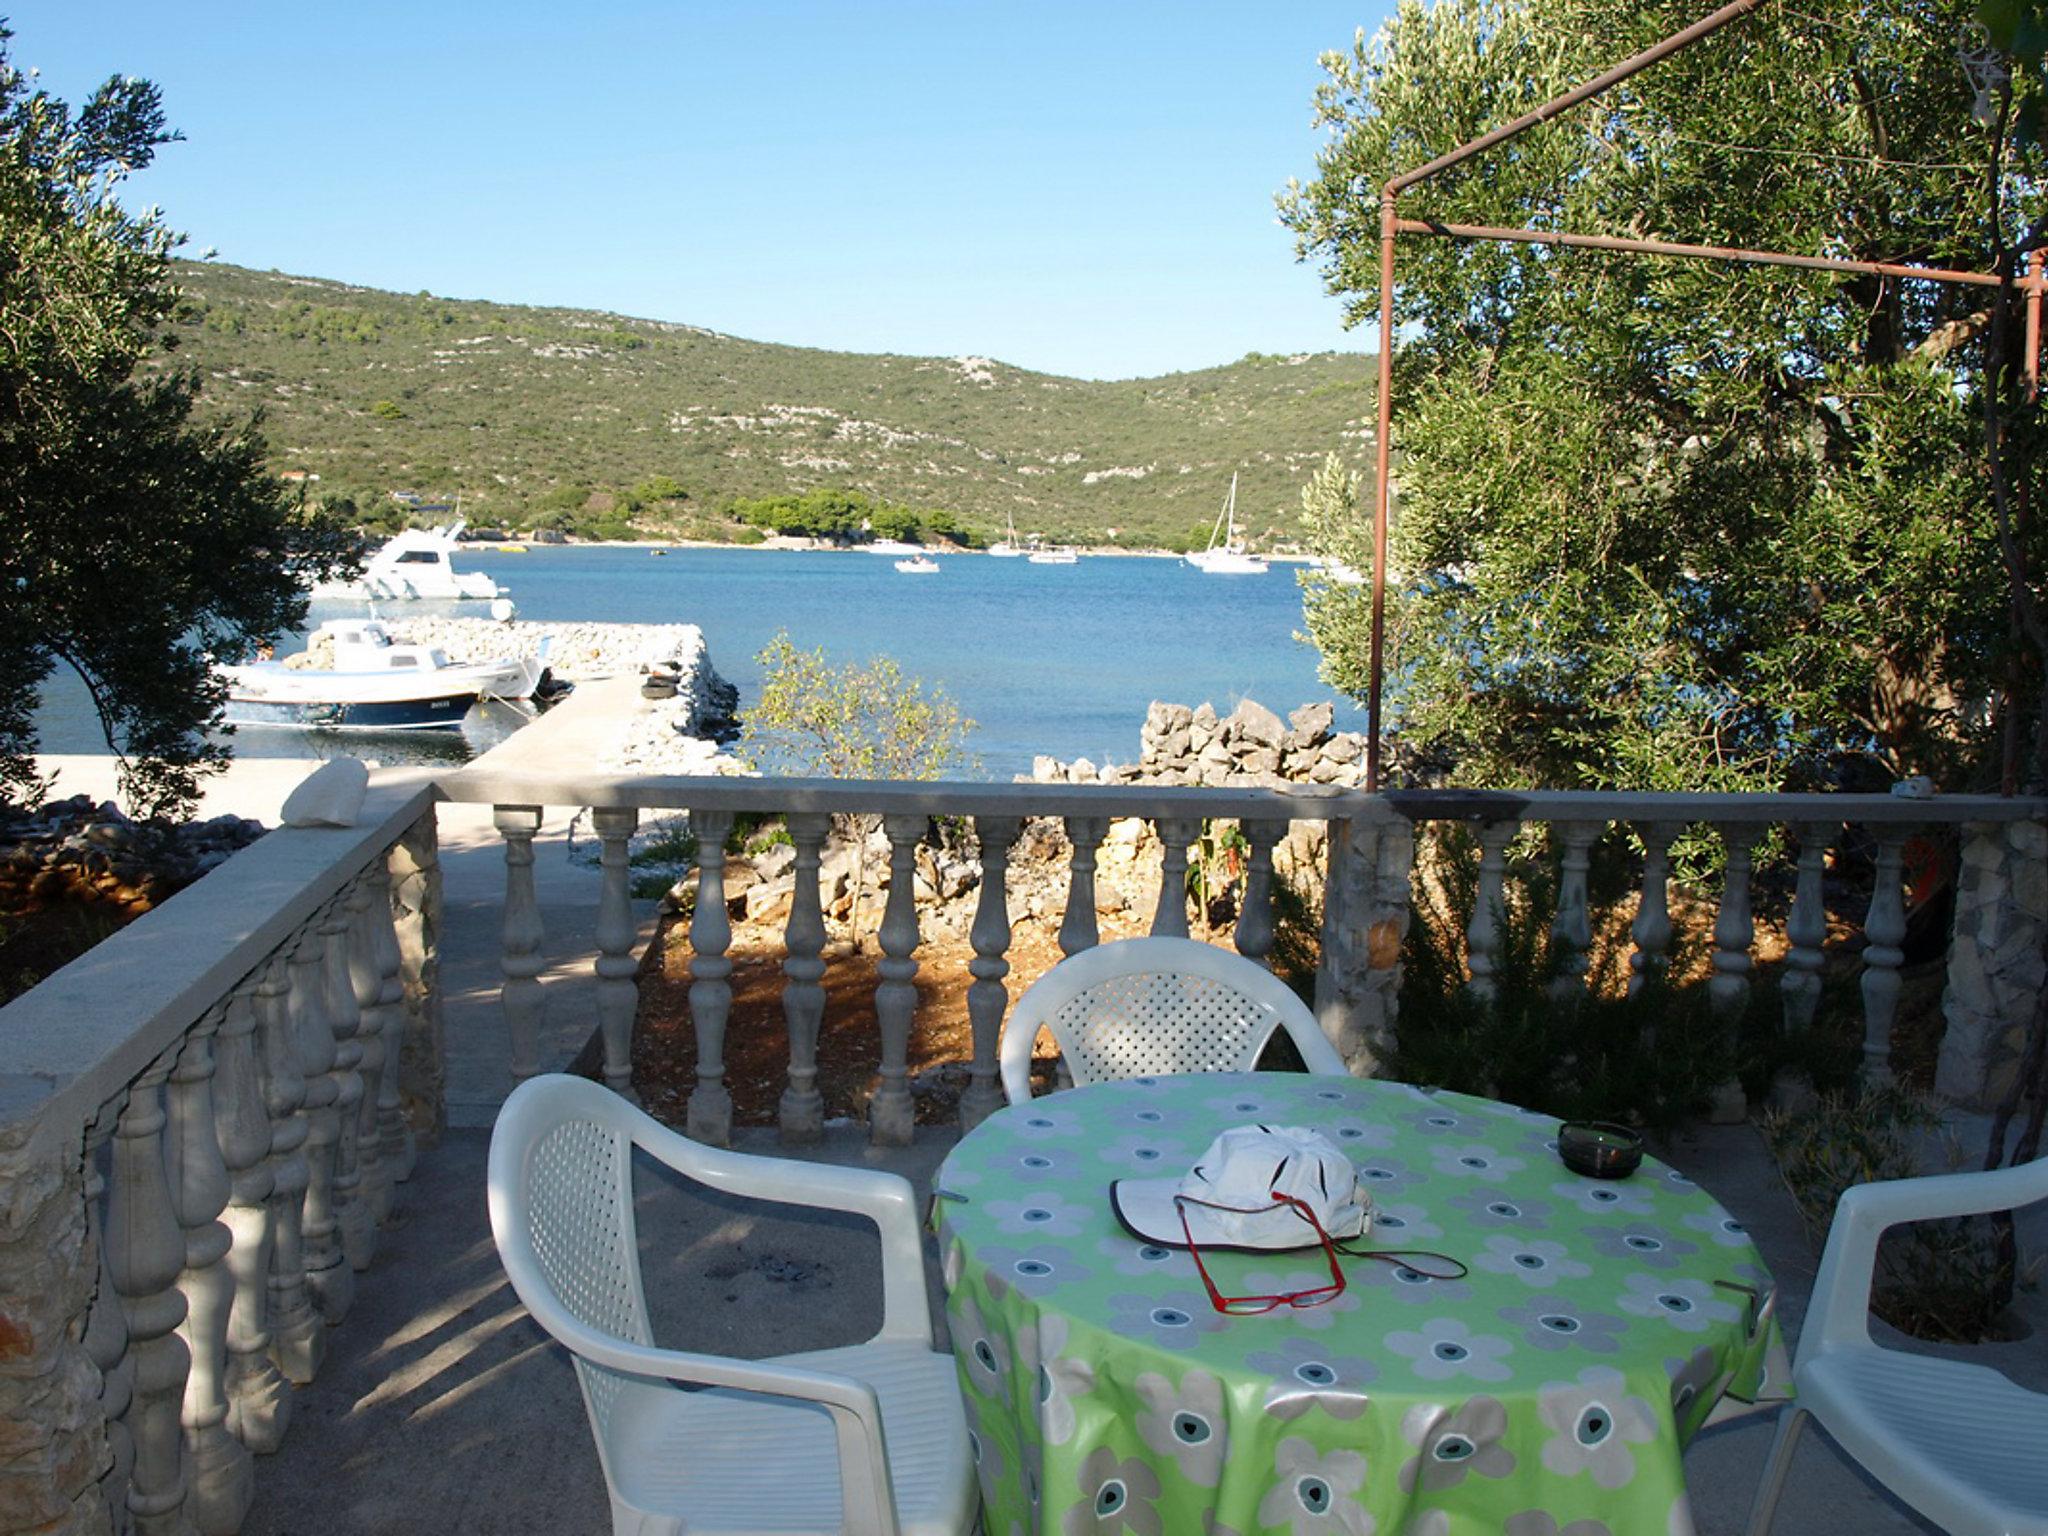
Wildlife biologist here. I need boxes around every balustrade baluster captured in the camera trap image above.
[871,814,925,1147]
[84,1099,136,1535]
[385,824,437,1179]
[319,891,372,1283]
[593,806,642,1099]
[1548,822,1602,1000]
[344,877,390,1238]
[963,816,1022,1129]
[107,1054,191,1536]
[1059,816,1110,958]
[496,805,546,1083]
[213,978,288,1451]
[1862,827,1909,1085]
[167,1009,254,1533]
[1464,820,1519,1003]
[1783,823,1833,1032]
[257,953,320,1383]
[777,813,831,1142]
[686,808,735,1146]
[1628,821,1686,999]
[1149,816,1200,938]
[290,916,352,1326]
[1706,827,1759,1122]
[1233,819,1286,968]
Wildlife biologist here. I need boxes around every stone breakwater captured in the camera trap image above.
[1027,698,1368,788]
[0,795,267,916]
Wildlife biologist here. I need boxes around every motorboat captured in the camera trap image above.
[313,522,505,601]
[894,555,941,574]
[1027,548,1078,565]
[1185,474,1268,574]
[219,619,550,732]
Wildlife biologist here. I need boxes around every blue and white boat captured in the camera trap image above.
[219,619,549,732]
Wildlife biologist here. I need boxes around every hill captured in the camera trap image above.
[165,262,1377,549]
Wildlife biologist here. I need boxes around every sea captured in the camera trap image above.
[34,545,1363,782]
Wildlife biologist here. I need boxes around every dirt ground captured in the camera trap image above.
[632,900,1162,1128]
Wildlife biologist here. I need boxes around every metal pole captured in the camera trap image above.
[1368,192,1398,792]
[2026,249,2044,403]
[1388,0,1771,195]
[1395,217,2012,290]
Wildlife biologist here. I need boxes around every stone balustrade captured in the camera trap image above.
[3,760,2044,1535]
[443,768,2048,1146]
[0,785,441,1536]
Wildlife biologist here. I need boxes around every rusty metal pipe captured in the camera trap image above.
[1387,0,1771,195]
[1368,193,1398,792]
[2027,250,2044,403]
[1395,217,2012,288]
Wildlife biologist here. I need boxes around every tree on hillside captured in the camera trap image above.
[1281,0,2045,793]
[0,29,355,817]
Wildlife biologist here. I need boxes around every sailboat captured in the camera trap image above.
[987,509,1025,557]
[1185,473,1268,574]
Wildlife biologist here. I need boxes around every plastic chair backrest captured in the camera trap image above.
[1000,936,1346,1103]
[492,1078,655,1457]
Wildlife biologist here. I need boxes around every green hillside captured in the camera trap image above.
[165,262,1377,549]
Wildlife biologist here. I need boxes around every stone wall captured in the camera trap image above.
[1028,699,1369,789]
[1939,817,2047,1108]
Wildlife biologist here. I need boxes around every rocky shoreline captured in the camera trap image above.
[1027,698,1370,788]
[0,795,267,917]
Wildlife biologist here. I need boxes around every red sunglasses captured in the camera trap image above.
[1174,1191,1348,1315]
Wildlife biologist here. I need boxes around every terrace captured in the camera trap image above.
[3,675,2045,1536]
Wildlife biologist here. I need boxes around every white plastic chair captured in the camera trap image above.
[487,1074,978,1536]
[1746,1153,2048,1536]
[998,935,1349,1104]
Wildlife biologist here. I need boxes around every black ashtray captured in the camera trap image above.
[1558,1121,1643,1179]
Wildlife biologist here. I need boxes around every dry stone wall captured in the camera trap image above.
[1028,699,1368,789]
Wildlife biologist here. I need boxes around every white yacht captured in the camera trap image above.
[1185,474,1268,574]
[314,522,505,601]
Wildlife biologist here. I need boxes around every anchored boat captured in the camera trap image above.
[1185,474,1268,574]
[314,521,505,601]
[220,619,550,732]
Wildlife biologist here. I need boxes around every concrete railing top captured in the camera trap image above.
[0,776,439,1151]
[439,765,2048,830]
[439,767,1389,823]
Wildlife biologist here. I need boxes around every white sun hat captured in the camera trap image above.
[1110,1124,1371,1251]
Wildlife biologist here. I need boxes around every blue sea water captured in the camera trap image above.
[35,545,1361,781]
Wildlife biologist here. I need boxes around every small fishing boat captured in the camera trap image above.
[1185,474,1268,574]
[313,521,506,601]
[219,619,550,732]
[1027,548,1078,565]
[894,555,941,574]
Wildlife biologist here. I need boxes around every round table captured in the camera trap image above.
[934,1073,1789,1536]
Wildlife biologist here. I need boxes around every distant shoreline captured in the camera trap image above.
[467,536,1319,564]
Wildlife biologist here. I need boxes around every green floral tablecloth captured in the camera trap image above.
[934,1073,1789,1536]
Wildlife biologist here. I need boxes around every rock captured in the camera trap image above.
[1322,733,1363,765]
[1289,701,1336,745]
[1229,699,1286,747]
[1238,746,1282,775]
[1032,755,1062,782]
[281,759,370,828]
[1071,757,1097,783]
[753,842,797,883]
[745,874,795,923]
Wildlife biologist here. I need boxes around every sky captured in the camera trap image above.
[11,2,1397,381]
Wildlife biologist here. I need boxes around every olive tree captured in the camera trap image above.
[0,28,356,817]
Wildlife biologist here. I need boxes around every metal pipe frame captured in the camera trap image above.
[1362,0,2043,790]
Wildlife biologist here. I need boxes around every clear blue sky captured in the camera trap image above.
[12,2,1395,380]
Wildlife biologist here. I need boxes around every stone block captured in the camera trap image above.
[1289,701,1335,745]
[1239,746,1281,775]
[1323,733,1362,765]
[1230,698,1286,747]
[2011,818,2048,858]
[1031,755,1061,782]
[2014,854,2048,921]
